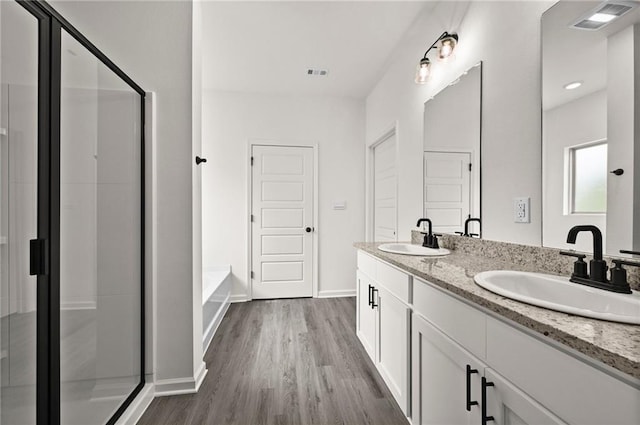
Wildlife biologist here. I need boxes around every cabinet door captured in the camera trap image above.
[377,285,410,415]
[483,368,566,425]
[356,270,376,361]
[412,313,484,425]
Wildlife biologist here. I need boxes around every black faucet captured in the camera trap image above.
[565,225,607,282]
[416,218,439,249]
[560,225,637,293]
[464,216,481,237]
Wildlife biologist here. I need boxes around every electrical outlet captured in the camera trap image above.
[514,197,530,223]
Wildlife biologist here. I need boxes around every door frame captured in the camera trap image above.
[423,147,479,220]
[246,139,319,300]
[368,123,398,242]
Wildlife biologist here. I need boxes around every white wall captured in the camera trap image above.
[366,0,553,245]
[542,90,607,253]
[50,1,198,386]
[202,91,365,300]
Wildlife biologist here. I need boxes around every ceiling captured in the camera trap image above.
[542,0,640,110]
[201,1,427,98]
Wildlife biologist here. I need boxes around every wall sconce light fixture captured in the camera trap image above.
[415,31,459,84]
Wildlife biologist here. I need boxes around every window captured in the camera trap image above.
[567,142,607,214]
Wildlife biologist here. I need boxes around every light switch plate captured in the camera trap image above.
[514,197,530,223]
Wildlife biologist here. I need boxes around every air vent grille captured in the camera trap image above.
[573,19,607,30]
[307,68,329,77]
[570,1,638,31]
[598,3,633,16]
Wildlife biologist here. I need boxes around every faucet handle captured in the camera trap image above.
[560,251,588,279]
[620,249,640,256]
[609,259,639,293]
[559,251,587,259]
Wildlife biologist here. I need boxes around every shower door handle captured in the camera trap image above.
[29,239,48,276]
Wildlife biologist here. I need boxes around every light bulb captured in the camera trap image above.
[415,58,431,84]
[437,34,458,61]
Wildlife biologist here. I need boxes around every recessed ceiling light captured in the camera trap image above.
[564,81,583,90]
[587,12,617,22]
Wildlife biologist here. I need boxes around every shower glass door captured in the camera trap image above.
[59,29,143,425]
[0,2,40,424]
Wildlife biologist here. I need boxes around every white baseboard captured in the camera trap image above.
[60,301,97,311]
[194,360,207,392]
[154,362,208,396]
[230,294,249,303]
[115,383,155,425]
[317,289,356,298]
[203,298,230,354]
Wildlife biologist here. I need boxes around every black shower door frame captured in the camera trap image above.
[16,1,146,424]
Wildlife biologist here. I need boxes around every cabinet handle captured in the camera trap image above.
[481,377,495,425]
[368,284,373,307]
[466,365,479,411]
[371,288,378,308]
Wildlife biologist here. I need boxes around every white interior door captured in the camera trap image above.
[373,135,397,242]
[424,151,471,234]
[251,145,314,299]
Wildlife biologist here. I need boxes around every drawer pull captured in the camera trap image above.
[371,288,378,309]
[481,377,495,425]
[466,365,479,411]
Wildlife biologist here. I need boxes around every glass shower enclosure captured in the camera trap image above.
[0,1,146,424]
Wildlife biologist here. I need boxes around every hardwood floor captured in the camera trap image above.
[138,297,407,425]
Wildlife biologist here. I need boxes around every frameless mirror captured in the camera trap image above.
[423,62,482,236]
[542,1,640,255]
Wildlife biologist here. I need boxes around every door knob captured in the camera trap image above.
[305,227,312,233]
[195,156,207,165]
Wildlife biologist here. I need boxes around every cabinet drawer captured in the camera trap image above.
[376,260,411,304]
[413,277,486,360]
[357,250,377,279]
[487,317,640,425]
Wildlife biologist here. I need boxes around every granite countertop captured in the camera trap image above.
[354,242,640,381]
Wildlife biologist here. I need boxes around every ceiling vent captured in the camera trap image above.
[306,68,329,77]
[570,1,638,30]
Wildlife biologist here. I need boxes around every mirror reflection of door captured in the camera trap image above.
[423,62,482,236]
[373,131,397,242]
[424,151,471,235]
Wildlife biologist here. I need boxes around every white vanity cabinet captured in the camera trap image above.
[356,270,376,360]
[356,251,411,415]
[356,250,640,425]
[411,283,565,425]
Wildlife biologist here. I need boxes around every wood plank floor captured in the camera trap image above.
[138,297,407,425]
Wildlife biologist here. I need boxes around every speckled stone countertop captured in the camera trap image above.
[354,241,640,381]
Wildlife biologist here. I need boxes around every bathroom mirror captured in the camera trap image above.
[542,1,640,255]
[423,62,482,236]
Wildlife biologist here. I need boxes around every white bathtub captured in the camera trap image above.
[202,265,231,353]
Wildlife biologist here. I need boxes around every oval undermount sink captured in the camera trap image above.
[474,270,640,325]
[378,243,450,257]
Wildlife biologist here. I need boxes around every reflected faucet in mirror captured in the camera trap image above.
[455,216,481,237]
[416,218,440,249]
[560,225,639,294]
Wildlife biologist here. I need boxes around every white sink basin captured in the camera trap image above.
[474,270,640,325]
[378,243,450,257]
